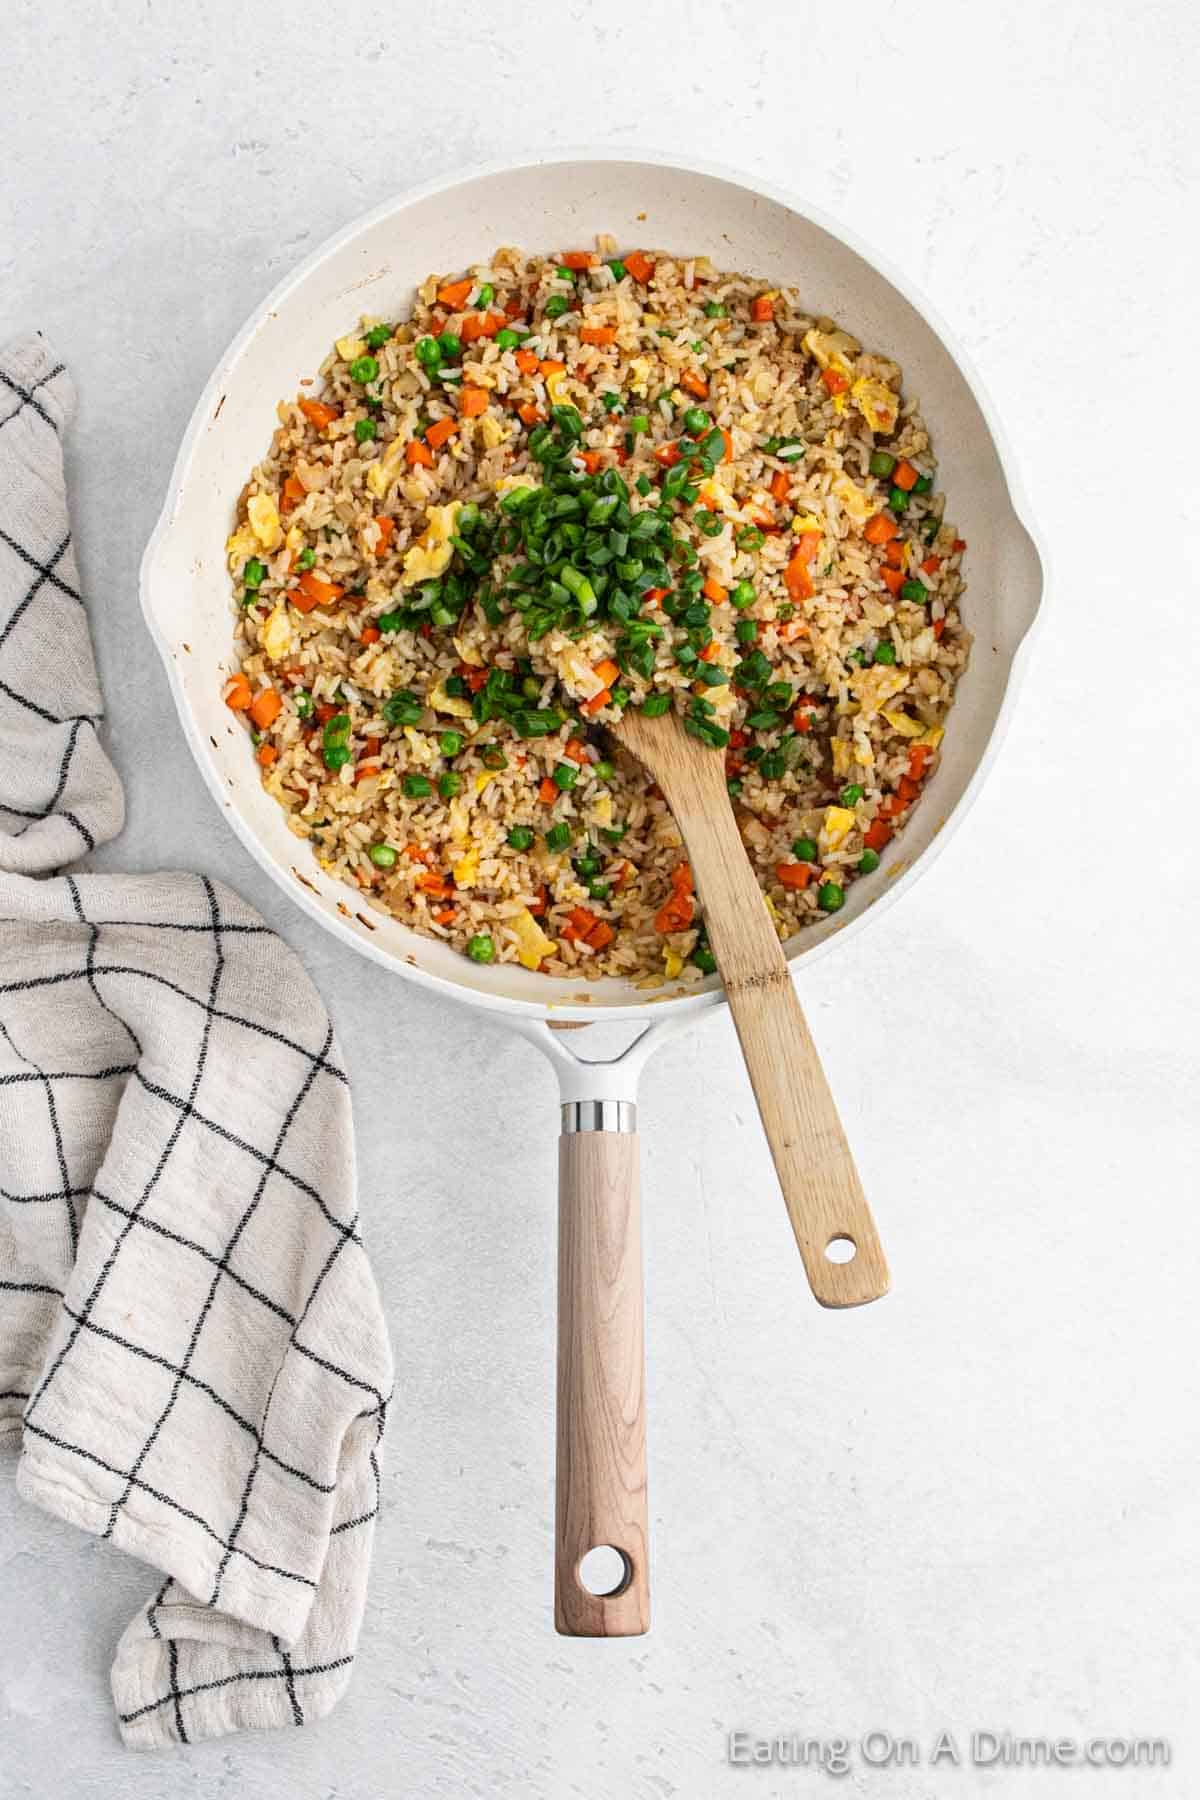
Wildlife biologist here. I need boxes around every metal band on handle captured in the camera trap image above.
[561,1100,638,1135]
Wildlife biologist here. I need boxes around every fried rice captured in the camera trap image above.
[223,243,969,984]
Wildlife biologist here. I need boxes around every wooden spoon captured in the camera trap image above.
[611,706,889,1309]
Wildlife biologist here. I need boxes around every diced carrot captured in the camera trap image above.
[249,687,282,730]
[280,473,306,513]
[920,555,942,575]
[776,861,812,890]
[769,469,790,505]
[561,251,596,270]
[654,441,680,467]
[461,311,505,342]
[702,576,728,604]
[681,369,708,399]
[424,417,457,450]
[612,861,633,890]
[538,776,558,805]
[881,566,905,596]
[458,386,489,418]
[515,348,539,374]
[294,569,344,610]
[864,512,899,545]
[892,459,919,492]
[907,743,934,781]
[504,294,524,319]
[750,295,775,323]
[223,673,252,711]
[586,921,615,951]
[373,516,395,555]
[643,587,669,606]
[530,884,549,916]
[591,658,620,688]
[932,618,946,640]
[624,251,655,283]
[728,728,749,750]
[564,738,587,763]
[416,872,453,897]
[698,640,720,663]
[518,403,544,427]
[256,743,278,768]
[721,428,733,462]
[463,668,488,693]
[299,398,339,430]
[314,702,339,725]
[436,278,473,309]
[820,368,849,396]
[783,548,815,602]
[581,688,611,716]
[578,450,602,474]
[792,707,813,733]
[863,820,893,852]
[405,438,434,467]
[952,538,967,552]
[404,843,435,864]
[355,762,381,784]
[779,619,808,642]
[432,905,457,926]
[884,539,906,569]
[897,774,920,805]
[360,626,381,645]
[579,325,616,347]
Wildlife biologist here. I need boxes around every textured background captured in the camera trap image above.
[2,0,1198,1794]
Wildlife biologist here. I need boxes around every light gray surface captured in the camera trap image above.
[2,1,1198,1794]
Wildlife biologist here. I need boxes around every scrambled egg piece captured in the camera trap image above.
[428,678,473,720]
[850,665,910,716]
[832,474,871,525]
[663,948,684,980]
[791,512,823,535]
[401,501,462,587]
[247,493,282,551]
[589,791,613,828]
[259,606,292,663]
[225,524,257,572]
[820,806,857,854]
[803,326,859,377]
[336,334,366,363]
[882,709,925,738]
[480,413,508,450]
[627,356,652,397]
[448,797,470,843]
[474,769,500,796]
[545,368,569,406]
[512,907,557,970]
[917,723,945,749]
[830,738,853,778]
[851,375,900,436]
[452,848,480,888]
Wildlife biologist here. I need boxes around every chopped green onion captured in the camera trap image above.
[401,773,432,798]
[735,618,757,643]
[382,690,423,727]
[900,580,927,603]
[873,641,897,666]
[683,407,709,435]
[703,301,726,318]
[640,692,671,716]
[544,295,569,318]
[439,730,463,756]
[438,772,463,798]
[475,282,494,307]
[553,761,579,791]
[241,558,265,590]
[841,783,864,806]
[545,822,572,852]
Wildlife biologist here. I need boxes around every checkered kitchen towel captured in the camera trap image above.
[0,334,393,1747]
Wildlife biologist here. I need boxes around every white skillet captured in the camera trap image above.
[140,150,1046,1635]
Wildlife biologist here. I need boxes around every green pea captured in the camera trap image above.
[402,773,432,798]
[868,450,896,479]
[818,881,845,913]
[353,418,377,444]
[759,750,785,779]
[466,933,495,963]
[507,826,535,851]
[382,690,423,727]
[349,355,379,384]
[683,407,709,435]
[495,328,523,350]
[364,324,392,350]
[475,283,494,307]
[912,473,933,495]
[553,761,579,791]
[691,946,717,973]
[439,730,463,756]
[900,580,927,603]
[889,485,909,513]
[858,848,881,874]
[544,295,569,318]
[575,853,602,877]
[438,772,463,798]
[555,266,574,283]
[588,881,611,902]
[841,783,864,807]
[792,836,818,862]
[593,760,615,780]
[608,259,627,281]
[726,778,742,797]
[293,547,315,571]
[369,843,398,869]
[415,336,442,369]
[730,580,756,610]
[241,558,265,589]
[545,822,572,852]
[437,332,462,359]
[703,302,726,318]
[873,641,897,666]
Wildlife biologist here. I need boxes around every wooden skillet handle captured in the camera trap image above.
[663,757,889,1309]
[555,1115,650,1635]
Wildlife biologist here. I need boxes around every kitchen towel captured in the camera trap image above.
[0,333,393,1748]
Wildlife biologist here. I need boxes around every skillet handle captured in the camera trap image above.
[555,1102,649,1636]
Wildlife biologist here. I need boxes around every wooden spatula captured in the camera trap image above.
[612,706,889,1309]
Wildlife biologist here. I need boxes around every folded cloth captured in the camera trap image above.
[0,334,393,1748]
